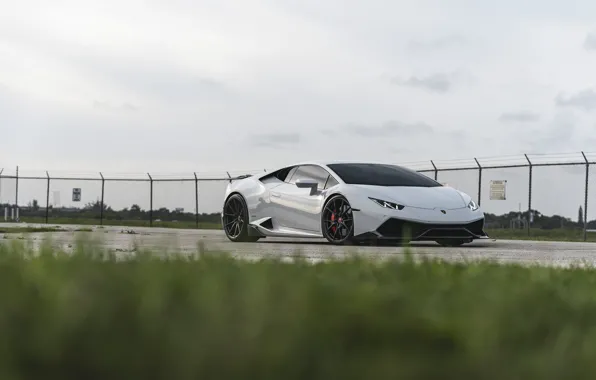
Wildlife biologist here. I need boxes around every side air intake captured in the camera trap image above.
[259,218,273,230]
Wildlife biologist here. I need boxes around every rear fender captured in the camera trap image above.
[224,177,277,224]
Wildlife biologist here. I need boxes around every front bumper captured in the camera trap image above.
[375,217,486,240]
[352,205,487,241]
[354,216,487,241]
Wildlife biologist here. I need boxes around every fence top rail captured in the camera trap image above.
[422,161,595,172]
[0,175,250,182]
[2,151,596,179]
[3,162,595,180]
[0,162,589,180]
[396,151,596,171]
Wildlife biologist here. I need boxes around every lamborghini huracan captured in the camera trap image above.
[221,161,488,246]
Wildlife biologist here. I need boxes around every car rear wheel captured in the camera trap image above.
[321,195,355,245]
[222,194,260,243]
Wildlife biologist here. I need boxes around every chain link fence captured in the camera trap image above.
[0,167,261,228]
[1,152,595,239]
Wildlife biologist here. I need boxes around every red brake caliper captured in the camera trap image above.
[331,212,336,233]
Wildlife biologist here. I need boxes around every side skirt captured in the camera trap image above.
[249,217,323,238]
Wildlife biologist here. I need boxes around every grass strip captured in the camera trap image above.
[0,226,93,234]
[0,238,595,378]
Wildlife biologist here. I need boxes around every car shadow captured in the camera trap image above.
[258,239,498,248]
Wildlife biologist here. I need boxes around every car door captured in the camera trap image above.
[274,165,335,232]
[266,166,297,227]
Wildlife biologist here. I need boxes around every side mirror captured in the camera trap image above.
[295,178,319,195]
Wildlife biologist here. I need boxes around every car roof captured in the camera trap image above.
[287,159,397,167]
[258,160,424,181]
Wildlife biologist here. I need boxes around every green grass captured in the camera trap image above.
[486,227,596,242]
[0,226,94,234]
[0,226,62,233]
[1,237,596,378]
[2,216,221,230]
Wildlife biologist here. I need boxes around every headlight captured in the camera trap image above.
[468,200,479,211]
[369,197,404,210]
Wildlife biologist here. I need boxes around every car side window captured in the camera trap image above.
[287,166,308,184]
[284,167,298,183]
[289,165,331,190]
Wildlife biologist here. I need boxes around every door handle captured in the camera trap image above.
[271,192,281,198]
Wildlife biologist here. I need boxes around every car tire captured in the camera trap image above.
[222,194,260,243]
[321,194,355,245]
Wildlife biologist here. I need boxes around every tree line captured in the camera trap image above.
[2,200,221,224]
[484,206,596,229]
[3,200,595,229]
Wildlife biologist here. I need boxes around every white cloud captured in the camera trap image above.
[2,0,596,216]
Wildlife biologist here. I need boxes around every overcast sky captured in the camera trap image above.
[2,0,596,218]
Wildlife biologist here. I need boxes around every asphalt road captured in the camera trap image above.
[2,223,596,267]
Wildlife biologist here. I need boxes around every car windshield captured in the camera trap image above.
[327,163,442,187]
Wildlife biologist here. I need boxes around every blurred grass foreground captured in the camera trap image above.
[2,239,596,379]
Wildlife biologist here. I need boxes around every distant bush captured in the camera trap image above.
[1,238,596,379]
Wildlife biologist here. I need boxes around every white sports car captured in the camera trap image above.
[221,161,487,246]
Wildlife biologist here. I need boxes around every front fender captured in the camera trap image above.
[324,187,385,236]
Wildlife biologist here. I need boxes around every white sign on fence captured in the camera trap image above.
[72,188,81,202]
[489,180,507,200]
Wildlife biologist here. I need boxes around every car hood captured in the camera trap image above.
[354,185,469,210]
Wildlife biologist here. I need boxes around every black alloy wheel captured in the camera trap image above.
[222,194,259,242]
[321,195,355,244]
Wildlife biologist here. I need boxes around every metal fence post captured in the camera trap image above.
[194,172,199,229]
[430,160,438,181]
[15,166,19,209]
[474,158,482,206]
[524,154,532,236]
[148,173,153,227]
[582,151,589,241]
[99,172,105,225]
[45,171,50,224]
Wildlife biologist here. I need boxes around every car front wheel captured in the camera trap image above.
[321,195,355,245]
